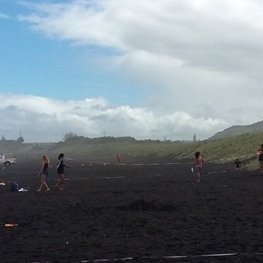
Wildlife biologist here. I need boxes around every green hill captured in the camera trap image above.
[209,120,263,140]
[1,132,262,170]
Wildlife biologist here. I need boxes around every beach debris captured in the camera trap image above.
[4,223,19,228]
[0,179,5,186]
[10,182,30,192]
[191,167,194,172]
[10,181,19,191]
[18,188,29,192]
[81,164,85,167]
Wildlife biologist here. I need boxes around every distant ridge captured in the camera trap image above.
[209,120,263,140]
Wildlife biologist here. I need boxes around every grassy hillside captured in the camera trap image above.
[52,133,262,163]
[1,132,263,170]
[209,120,263,140]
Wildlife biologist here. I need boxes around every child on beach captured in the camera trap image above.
[37,155,50,192]
[117,153,121,162]
[257,144,263,174]
[55,153,72,190]
[234,159,242,171]
[194,151,204,183]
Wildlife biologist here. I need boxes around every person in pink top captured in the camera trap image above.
[194,151,205,183]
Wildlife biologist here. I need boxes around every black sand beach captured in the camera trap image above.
[0,159,262,262]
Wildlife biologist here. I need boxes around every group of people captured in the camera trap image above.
[37,153,72,192]
[37,145,263,188]
[194,144,263,183]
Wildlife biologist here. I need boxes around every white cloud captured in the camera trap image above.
[0,94,227,142]
[17,0,263,137]
[0,13,9,19]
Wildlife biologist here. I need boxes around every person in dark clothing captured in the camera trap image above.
[257,144,263,174]
[234,159,242,171]
[55,153,72,190]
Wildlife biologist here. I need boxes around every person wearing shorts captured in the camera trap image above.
[37,155,50,192]
[55,153,71,190]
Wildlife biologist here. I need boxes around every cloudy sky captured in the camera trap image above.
[1,0,262,142]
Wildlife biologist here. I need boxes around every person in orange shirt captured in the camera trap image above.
[194,151,205,183]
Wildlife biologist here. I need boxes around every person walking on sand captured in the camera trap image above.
[37,155,50,192]
[257,144,263,174]
[55,153,71,190]
[194,151,204,183]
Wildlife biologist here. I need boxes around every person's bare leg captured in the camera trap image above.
[37,184,42,191]
[55,174,64,189]
[59,174,65,189]
[43,181,50,191]
[197,172,200,182]
[55,180,61,189]
[55,174,61,188]
[197,168,201,183]
[38,175,49,191]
